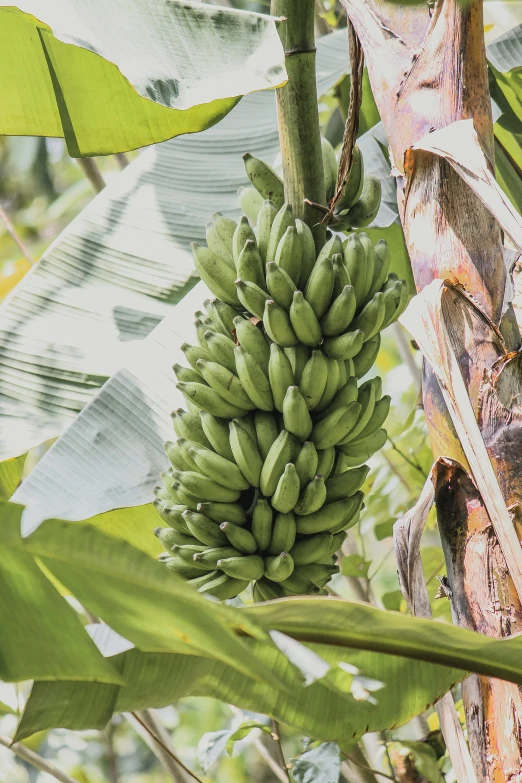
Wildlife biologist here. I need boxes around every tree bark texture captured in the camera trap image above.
[340,0,522,779]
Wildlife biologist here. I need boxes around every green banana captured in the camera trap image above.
[294,474,327,515]
[337,428,388,464]
[164,558,205,579]
[339,378,378,444]
[290,532,333,565]
[212,213,237,259]
[265,552,295,582]
[316,234,343,264]
[182,510,228,547]
[172,469,240,503]
[206,218,235,269]
[321,136,339,202]
[181,343,212,374]
[199,573,250,599]
[191,242,240,306]
[350,291,385,341]
[154,526,196,549]
[295,563,338,587]
[321,285,357,337]
[275,225,302,285]
[237,186,263,225]
[379,280,403,330]
[237,239,266,290]
[177,382,247,419]
[335,145,364,211]
[311,402,361,449]
[295,495,359,535]
[234,413,258,447]
[196,359,255,411]
[357,233,376,303]
[266,203,295,261]
[229,420,263,488]
[280,571,317,595]
[283,386,313,441]
[304,256,335,319]
[233,317,270,374]
[219,522,258,554]
[233,216,257,267]
[343,234,367,306]
[198,501,247,527]
[328,491,364,533]
[294,441,319,486]
[332,254,351,299]
[171,543,207,565]
[255,577,285,601]
[187,443,249,491]
[285,344,310,385]
[316,376,358,421]
[296,219,316,289]
[325,464,370,502]
[205,298,237,337]
[316,447,336,479]
[199,412,235,461]
[203,330,237,374]
[314,357,340,412]
[343,176,382,228]
[354,395,391,441]
[173,364,203,385]
[234,346,274,412]
[268,343,294,412]
[289,291,322,347]
[257,199,278,262]
[271,463,300,513]
[337,359,347,389]
[252,499,273,552]
[153,501,191,533]
[171,481,200,510]
[193,546,242,567]
[263,299,299,347]
[217,554,265,581]
[353,333,381,378]
[323,330,364,360]
[164,440,193,472]
[255,410,279,460]
[368,238,390,299]
[260,430,295,497]
[299,350,328,411]
[187,570,221,589]
[243,153,285,209]
[235,278,270,320]
[268,510,296,555]
[266,261,295,310]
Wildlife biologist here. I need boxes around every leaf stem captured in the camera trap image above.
[0,732,81,783]
[77,157,106,193]
[271,719,291,782]
[0,206,34,266]
[127,710,202,783]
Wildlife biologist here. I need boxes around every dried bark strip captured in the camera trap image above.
[339,0,522,778]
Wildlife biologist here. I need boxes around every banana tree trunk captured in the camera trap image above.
[339,1,522,779]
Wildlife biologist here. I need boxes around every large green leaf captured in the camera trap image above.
[0,502,123,684]
[0,1,286,155]
[15,641,462,746]
[0,30,349,463]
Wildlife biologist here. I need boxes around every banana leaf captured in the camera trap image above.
[0,1,286,155]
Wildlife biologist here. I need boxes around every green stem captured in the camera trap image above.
[271,0,326,249]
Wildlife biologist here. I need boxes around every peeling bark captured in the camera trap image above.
[339,0,522,779]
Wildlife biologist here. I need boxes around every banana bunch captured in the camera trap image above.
[154,150,407,601]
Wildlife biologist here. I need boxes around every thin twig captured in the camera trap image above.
[229,706,289,783]
[114,152,129,170]
[387,438,425,478]
[382,738,398,783]
[77,157,106,193]
[381,450,411,492]
[104,720,119,783]
[0,733,81,783]
[0,206,35,265]
[271,720,291,781]
[342,747,396,782]
[127,710,201,783]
